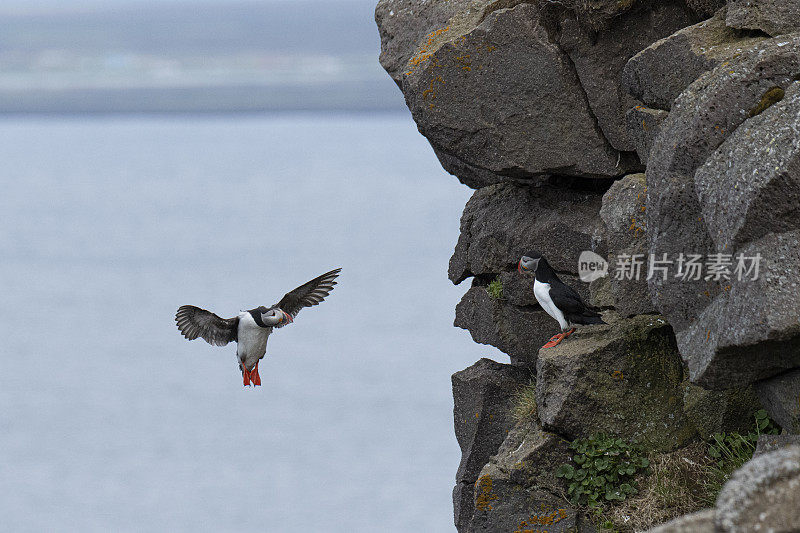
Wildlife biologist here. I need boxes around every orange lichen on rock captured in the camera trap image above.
[405,26,451,76]
[629,217,644,236]
[421,75,445,104]
[514,508,569,532]
[474,475,499,511]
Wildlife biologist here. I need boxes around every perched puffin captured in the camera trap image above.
[518,252,604,348]
[176,268,341,386]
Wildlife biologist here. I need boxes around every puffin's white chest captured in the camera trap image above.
[533,279,568,330]
[236,312,271,367]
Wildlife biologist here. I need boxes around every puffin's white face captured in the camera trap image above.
[260,308,293,326]
[518,255,540,275]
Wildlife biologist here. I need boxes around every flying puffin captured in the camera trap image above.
[175,268,341,386]
[518,252,604,348]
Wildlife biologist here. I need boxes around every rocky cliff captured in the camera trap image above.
[376,0,800,531]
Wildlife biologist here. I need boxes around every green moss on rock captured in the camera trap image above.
[683,383,763,440]
[747,86,785,117]
[536,314,697,452]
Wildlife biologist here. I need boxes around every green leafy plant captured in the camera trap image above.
[707,409,780,466]
[701,409,780,504]
[556,433,650,509]
[486,278,503,299]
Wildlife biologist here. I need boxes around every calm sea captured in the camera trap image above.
[0,113,501,532]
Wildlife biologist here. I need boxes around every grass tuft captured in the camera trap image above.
[586,410,781,532]
[486,278,503,300]
[698,409,780,505]
[599,442,709,532]
[511,380,537,422]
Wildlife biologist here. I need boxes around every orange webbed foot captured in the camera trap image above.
[250,362,261,386]
[542,333,564,348]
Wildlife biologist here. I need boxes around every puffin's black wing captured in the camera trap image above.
[274,268,341,327]
[175,305,239,346]
[548,282,605,325]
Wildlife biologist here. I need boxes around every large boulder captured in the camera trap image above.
[686,0,725,17]
[675,230,800,388]
[756,368,800,434]
[466,420,592,532]
[715,445,800,532]
[727,0,800,37]
[694,82,800,253]
[378,0,705,186]
[682,383,762,440]
[555,0,696,150]
[536,314,696,451]
[452,358,531,530]
[375,0,516,83]
[623,10,768,111]
[599,173,658,316]
[654,55,800,388]
[402,3,628,185]
[450,182,607,283]
[645,34,800,339]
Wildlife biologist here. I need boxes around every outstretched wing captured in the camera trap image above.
[274,268,341,327]
[175,305,239,346]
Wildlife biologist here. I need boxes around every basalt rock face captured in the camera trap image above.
[726,0,800,36]
[467,420,588,532]
[402,3,626,186]
[450,182,604,365]
[682,383,763,440]
[376,0,702,187]
[452,358,531,530]
[535,314,695,451]
[755,433,800,456]
[555,0,696,151]
[675,229,800,389]
[376,1,800,531]
[715,445,800,532]
[598,173,657,317]
[455,284,567,366]
[756,368,800,434]
[623,9,768,112]
[449,182,607,283]
[644,34,800,390]
[375,0,503,84]
[626,106,668,165]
